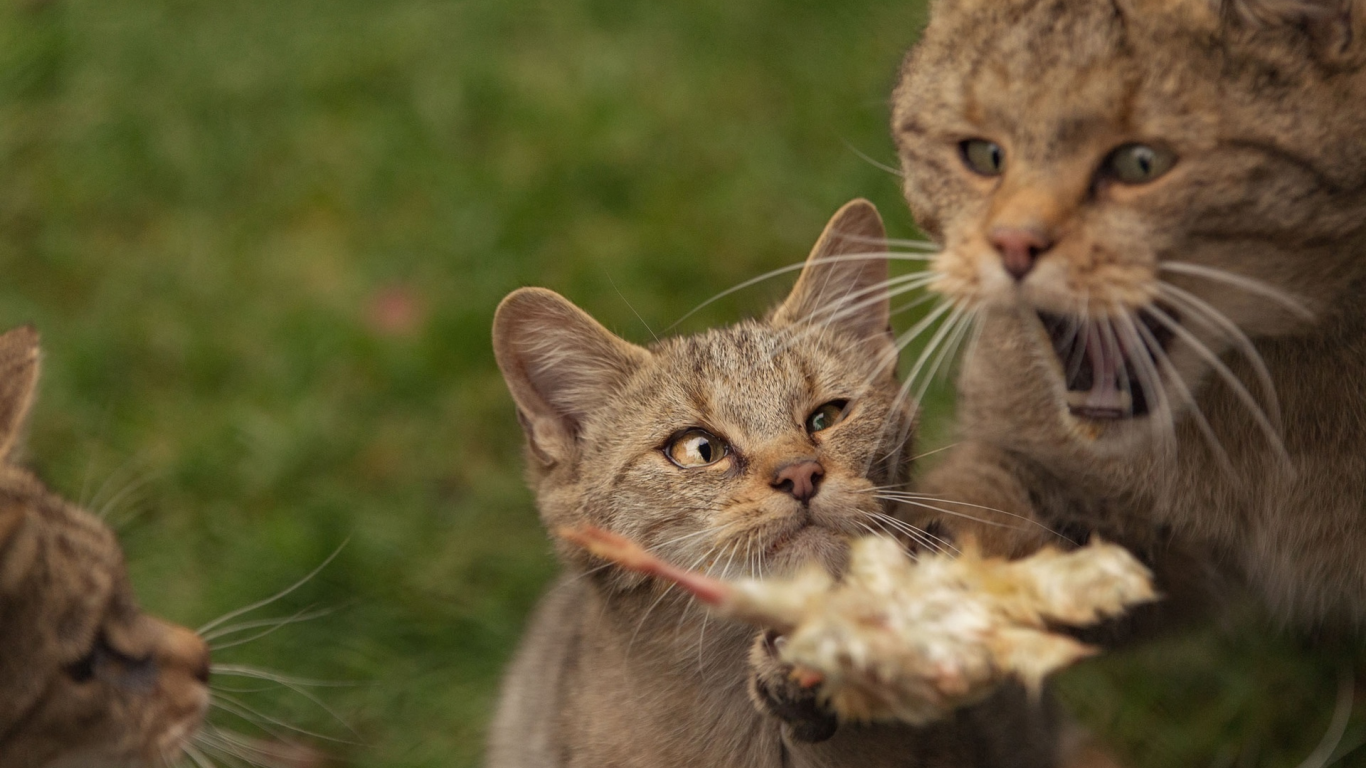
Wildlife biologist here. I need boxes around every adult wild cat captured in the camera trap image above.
[487,201,1069,768]
[0,326,211,767]
[891,0,1366,627]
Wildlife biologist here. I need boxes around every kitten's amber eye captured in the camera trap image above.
[1106,144,1176,184]
[806,400,849,433]
[960,139,1005,177]
[665,429,728,468]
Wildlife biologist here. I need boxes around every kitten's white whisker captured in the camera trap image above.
[842,140,906,178]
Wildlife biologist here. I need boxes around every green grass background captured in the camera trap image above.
[0,0,1361,765]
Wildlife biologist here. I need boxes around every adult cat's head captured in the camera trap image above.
[494,201,914,585]
[893,0,1366,459]
[0,327,210,767]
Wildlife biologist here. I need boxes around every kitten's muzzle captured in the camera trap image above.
[771,459,824,504]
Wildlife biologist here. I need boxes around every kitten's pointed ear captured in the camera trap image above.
[0,326,40,465]
[494,288,650,466]
[772,199,893,352]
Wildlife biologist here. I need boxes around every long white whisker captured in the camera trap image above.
[1159,261,1313,320]
[1146,304,1289,464]
[197,541,348,636]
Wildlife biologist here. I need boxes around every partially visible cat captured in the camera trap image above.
[487,201,1067,768]
[891,0,1366,627]
[0,326,211,767]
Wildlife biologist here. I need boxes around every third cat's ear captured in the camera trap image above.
[772,199,894,356]
[493,288,650,466]
[0,326,40,465]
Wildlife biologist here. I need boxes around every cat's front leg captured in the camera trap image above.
[747,630,839,743]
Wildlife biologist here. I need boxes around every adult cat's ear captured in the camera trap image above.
[771,199,894,361]
[0,326,40,465]
[494,288,650,466]
[1216,0,1366,66]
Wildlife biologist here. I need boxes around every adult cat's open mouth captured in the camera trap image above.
[1036,308,1177,420]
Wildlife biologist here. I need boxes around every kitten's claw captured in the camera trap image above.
[748,631,838,743]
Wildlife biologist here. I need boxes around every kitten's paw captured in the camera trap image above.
[747,630,838,743]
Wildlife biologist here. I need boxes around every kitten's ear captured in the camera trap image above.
[771,199,893,354]
[0,326,40,465]
[493,288,650,466]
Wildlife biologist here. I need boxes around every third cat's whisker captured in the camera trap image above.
[211,692,353,745]
[205,605,338,648]
[197,541,348,636]
[181,742,220,768]
[862,510,954,555]
[210,664,359,737]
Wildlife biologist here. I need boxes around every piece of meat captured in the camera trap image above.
[557,526,1156,725]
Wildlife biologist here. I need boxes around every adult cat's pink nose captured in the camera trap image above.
[772,459,824,503]
[989,226,1052,280]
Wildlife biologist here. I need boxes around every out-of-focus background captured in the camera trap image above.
[1,0,1361,766]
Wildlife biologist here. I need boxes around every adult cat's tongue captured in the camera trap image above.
[1064,325,1132,419]
[1039,312,1172,420]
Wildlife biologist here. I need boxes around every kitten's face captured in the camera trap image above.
[893,0,1366,451]
[0,328,210,767]
[495,201,914,584]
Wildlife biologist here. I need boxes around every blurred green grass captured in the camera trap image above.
[0,0,1362,766]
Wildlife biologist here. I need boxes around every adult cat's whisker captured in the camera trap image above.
[913,305,975,409]
[666,251,915,332]
[895,301,968,426]
[861,510,954,555]
[1145,304,1290,465]
[1132,314,1237,477]
[196,541,348,636]
[1156,282,1283,431]
[1159,261,1314,321]
[1112,310,1179,452]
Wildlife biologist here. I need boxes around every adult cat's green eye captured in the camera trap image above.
[960,139,1005,177]
[665,429,728,468]
[1106,143,1176,184]
[806,400,849,433]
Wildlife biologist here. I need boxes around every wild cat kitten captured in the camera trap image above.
[487,201,1066,768]
[0,326,211,767]
[891,0,1366,627]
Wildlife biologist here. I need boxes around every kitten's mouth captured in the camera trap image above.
[1036,308,1177,421]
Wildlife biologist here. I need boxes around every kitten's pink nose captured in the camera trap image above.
[989,226,1053,280]
[771,459,824,503]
